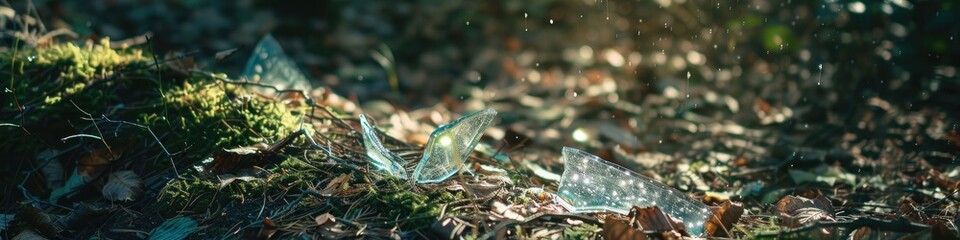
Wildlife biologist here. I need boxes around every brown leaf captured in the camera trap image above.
[849,226,872,240]
[78,148,119,178]
[164,52,196,77]
[773,195,836,228]
[704,200,744,237]
[628,206,687,235]
[928,169,960,192]
[602,215,649,240]
[928,219,958,239]
[898,201,925,222]
[207,146,272,174]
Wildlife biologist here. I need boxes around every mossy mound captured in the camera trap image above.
[1,39,305,206]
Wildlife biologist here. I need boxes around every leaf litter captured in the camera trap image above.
[2,1,960,239]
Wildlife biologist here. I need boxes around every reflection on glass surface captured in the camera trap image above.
[412,108,497,183]
[557,147,710,236]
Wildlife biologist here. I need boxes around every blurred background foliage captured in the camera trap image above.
[6,0,955,112]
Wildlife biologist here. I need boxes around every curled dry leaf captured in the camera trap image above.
[50,148,121,202]
[773,195,836,228]
[217,173,260,189]
[703,200,744,237]
[627,206,687,235]
[102,170,142,201]
[602,215,649,240]
[491,201,524,221]
[314,213,335,226]
[207,146,271,174]
[926,169,960,193]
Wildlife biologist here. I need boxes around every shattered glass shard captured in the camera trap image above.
[412,108,497,183]
[242,34,313,94]
[360,114,408,179]
[556,147,711,236]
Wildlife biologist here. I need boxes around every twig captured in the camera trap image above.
[83,114,180,177]
[70,100,114,155]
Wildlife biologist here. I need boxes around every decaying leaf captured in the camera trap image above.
[49,148,121,202]
[207,146,273,174]
[773,195,836,228]
[602,215,649,240]
[102,170,142,201]
[926,169,960,193]
[627,206,687,235]
[48,169,94,203]
[149,217,198,240]
[704,200,744,237]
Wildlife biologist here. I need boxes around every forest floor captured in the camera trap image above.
[2,1,960,239]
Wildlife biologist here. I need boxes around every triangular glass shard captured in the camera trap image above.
[412,108,497,183]
[360,114,408,179]
[557,147,711,236]
[242,34,313,94]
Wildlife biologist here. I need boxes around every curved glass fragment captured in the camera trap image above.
[412,108,498,183]
[557,147,711,236]
[359,114,408,179]
[242,34,312,94]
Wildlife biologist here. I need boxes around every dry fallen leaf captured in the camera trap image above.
[628,206,687,235]
[207,146,271,174]
[314,213,336,226]
[102,170,142,201]
[602,215,649,240]
[704,200,744,237]
[773,195,836,228]
[49,148,120,202]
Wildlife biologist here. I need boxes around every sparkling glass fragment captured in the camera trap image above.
[412,108,497,183]
[557,147,711,236]
[242,34,312,94]
[360,114,408,179]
